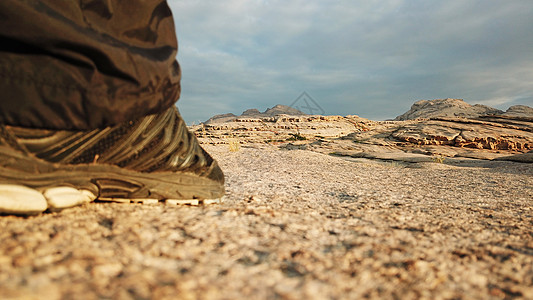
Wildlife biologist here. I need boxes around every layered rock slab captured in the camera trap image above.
[193,116,532,162]
[193,100,533,163]
[390,117,532,151]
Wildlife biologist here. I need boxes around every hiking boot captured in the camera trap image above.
[0,106,224,215]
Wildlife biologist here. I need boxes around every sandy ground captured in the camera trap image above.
[0,144,532,299]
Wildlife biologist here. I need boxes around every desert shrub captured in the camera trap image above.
[287,133,307,141]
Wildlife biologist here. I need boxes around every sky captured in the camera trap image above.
[167,0,533,124]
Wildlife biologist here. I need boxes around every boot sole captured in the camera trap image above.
[0,146,224,215]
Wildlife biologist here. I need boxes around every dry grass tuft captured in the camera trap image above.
[227,135,241,152]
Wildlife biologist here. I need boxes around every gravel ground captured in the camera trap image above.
[0,145,532,299]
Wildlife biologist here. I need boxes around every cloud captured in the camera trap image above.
[168,0,533,123]
[473,97,515,107]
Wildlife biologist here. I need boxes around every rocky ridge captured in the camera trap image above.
[502,105,533,117]
[394,98,503,120]
[191,99,533,163]
[204,104,306,124]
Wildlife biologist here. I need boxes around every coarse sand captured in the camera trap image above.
[0,145,532,299]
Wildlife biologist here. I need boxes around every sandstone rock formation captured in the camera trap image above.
[204,104,306,124]
[193,100,533,163]
[502,105,533,118]
[203,113,238,124]
[193,114,371,144]
[395,98,503,120]
[391,117,532,150]
[338,115,533,161]
[262,104,307,117]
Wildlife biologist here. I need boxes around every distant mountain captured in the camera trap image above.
[394,98,533,120]
[263,105,306,116]
[204,105,306,124]
[204,99,532,124]
[501,105,533,118]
